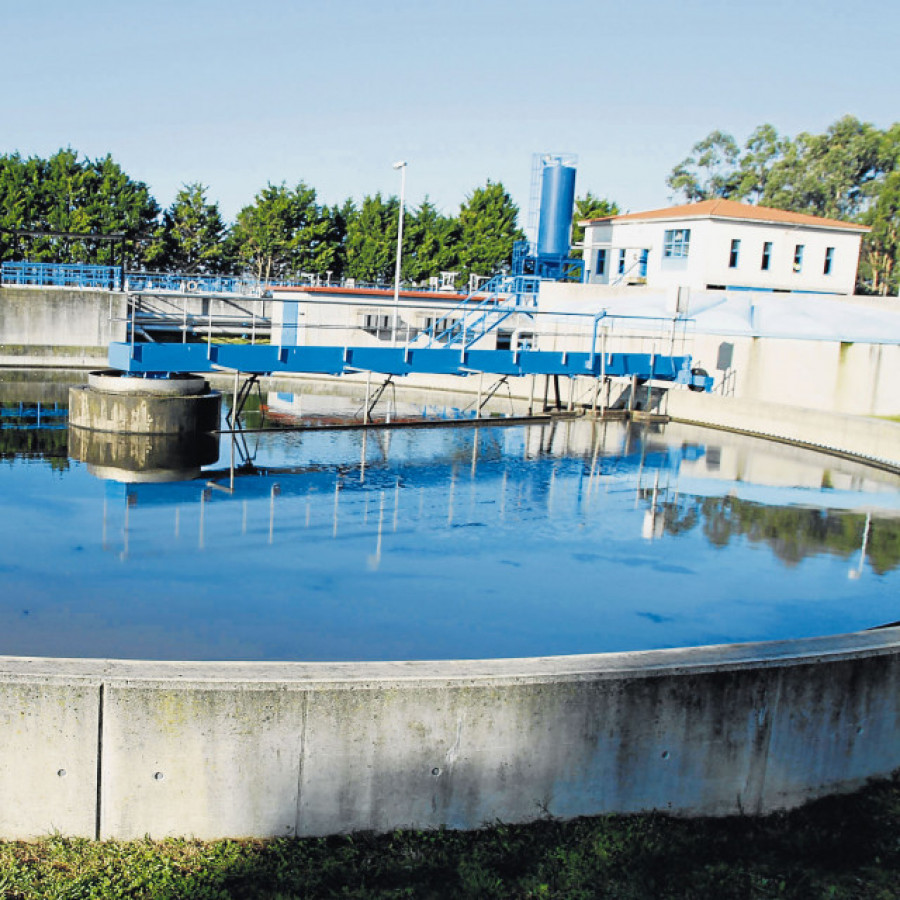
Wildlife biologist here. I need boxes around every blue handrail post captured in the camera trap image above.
[588,309,607,371]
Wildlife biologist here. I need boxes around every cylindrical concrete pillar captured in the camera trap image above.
[68,370,221,435]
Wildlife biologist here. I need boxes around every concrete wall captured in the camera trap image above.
[1,628,898,840]
[537,284,900,417]
[663,390,900,469]
[0,286,126,367]
[690,334,900,418]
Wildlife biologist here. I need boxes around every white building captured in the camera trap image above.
[581,199,869,296]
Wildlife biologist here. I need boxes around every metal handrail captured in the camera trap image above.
[419,273,540,349]
[1,261,121,290]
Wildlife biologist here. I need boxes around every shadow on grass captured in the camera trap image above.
[1,773,899,899]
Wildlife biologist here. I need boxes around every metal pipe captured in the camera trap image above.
[391,161,407,346]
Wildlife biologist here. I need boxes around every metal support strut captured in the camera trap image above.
[226,373,262,428]
[362,375,395,424]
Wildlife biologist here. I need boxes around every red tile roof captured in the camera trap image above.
[581,198,869,232]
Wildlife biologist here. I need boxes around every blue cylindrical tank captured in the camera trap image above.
[537,160,576,258]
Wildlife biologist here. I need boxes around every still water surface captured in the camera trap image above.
[1,384,898,661]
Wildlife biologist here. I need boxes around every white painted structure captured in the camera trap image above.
[537,283,900,418]
[581,199,869,296]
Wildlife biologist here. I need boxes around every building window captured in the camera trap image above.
[362,313,392,339]
[496,330,513,351]
[663,228,691,258]
[595,249,607,276]
[618,249,626,275]
[793,244,804,273]
[761,242,772,271]
[824,247,834,275]
[423,315,460,336]
[728,239,741,269]
[362,313,390,331]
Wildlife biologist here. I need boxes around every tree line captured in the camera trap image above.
[0,150,614,289]
[0,151,540,289]
[0,115,897,294]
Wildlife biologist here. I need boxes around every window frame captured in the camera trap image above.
[663,228,691,259]
[728,238,741,269]
[761,241,772,271]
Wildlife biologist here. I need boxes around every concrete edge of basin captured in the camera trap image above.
[1,625,899,688]
[2,626,899,840]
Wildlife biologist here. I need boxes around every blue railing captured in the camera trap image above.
[1,262,122,290]
[124,272,473,297]
[2,262,493,298]
[124,272,261,295]
[420,273,540,349]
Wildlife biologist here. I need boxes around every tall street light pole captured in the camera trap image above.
[391,160,407,346]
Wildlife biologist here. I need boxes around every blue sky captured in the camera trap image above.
[3,0,897,222]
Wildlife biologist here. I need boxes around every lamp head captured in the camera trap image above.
[393,160,407,170]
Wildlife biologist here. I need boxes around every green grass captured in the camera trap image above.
[2,774,899,899]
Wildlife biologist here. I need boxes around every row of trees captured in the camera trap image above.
[0,149,158,265]
[0,150,539,288]
[1,116,898,294]
[0,149,619,289]
[667,116,900,295]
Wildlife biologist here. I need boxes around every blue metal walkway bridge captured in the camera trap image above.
[107,267,711,391]
[108,340,708,389]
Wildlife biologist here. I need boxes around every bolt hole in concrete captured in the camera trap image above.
[1,376,899,662]
[57,769,66,778]
[154,772,164,781]
[432,767,442,777]
[661,751,670,760]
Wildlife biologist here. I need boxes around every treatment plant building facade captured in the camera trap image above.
[580,199,869,296]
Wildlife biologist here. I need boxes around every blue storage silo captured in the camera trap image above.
[536,158,577,258]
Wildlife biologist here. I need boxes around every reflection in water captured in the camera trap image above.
[0,383,898,661]
[0,402,68,464]
[69,427,219,483]
[650,491,895,573]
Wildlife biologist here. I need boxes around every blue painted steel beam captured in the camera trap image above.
[108,342,711,388]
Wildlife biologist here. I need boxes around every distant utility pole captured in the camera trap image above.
[391,160,407,346]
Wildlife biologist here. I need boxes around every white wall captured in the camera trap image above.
[270,288,532,350]
[537,283,900,417]
[584,218,863,295]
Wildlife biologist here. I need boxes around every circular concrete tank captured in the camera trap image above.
[1,390,899,841]
[68,370,221,435]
